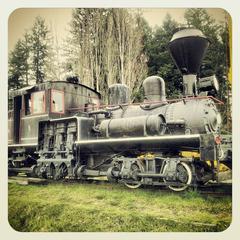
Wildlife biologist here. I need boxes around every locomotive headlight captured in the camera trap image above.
[198,75,219,94]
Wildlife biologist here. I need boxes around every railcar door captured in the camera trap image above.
[13,96,22,143]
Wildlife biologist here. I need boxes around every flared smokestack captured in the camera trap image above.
[169,28,210,96]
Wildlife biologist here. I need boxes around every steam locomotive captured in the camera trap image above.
[8,28,232,191]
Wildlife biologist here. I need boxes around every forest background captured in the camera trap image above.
[8,8,232,131]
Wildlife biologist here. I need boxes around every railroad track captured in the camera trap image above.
[8,175,232,197]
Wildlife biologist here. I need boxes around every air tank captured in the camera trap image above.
[169,28,210,96]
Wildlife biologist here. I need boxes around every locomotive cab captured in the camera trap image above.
[8,81,101,168]
[8,81,101,146]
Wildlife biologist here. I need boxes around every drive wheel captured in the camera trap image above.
[163,162,192,192]
[124,162,144,189]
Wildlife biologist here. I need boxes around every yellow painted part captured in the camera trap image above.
[181,152,229,172]
[138,152,229,172]
[139,151,200,159]
[138,153,155,160]
[206,160,230,172]
[180,151,200,158]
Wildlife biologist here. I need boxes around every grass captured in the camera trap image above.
[8,181,232,232]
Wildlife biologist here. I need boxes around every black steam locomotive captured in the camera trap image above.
[8,28,232,191]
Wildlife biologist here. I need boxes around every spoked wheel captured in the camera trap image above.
[163,162,192,192]
[124,162,144,189]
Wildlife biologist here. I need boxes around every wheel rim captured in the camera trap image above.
[124,181,142,189]
[163,162,192,192]
[124,162,144,189]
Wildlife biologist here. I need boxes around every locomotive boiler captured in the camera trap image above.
[8,28,232,191]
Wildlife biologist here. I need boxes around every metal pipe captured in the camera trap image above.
[8,143,38,148]
[75,134,201,154]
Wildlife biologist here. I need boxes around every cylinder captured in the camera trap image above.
[99,115,166,138]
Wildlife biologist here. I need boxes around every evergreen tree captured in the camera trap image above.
[184,9,228,97]
[146,14,183,98]
[46,25,63,81]
[184,9,231,129]
[29,16,50,84]
[8,34,30,89]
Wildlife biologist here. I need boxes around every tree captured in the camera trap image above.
[64,8,148,102]
[184,9,228,96]
[8,34,30,89]
[146,14,183,98]
[184,9,231,130]
[29,16,50,84]
[9,17,55,88]
[45,25,63,81]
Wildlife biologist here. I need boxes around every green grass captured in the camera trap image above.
[8,182,232,232]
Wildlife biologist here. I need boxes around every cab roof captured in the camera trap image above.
[8,81,101,98]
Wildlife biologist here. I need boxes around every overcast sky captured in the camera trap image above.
[8,8,228,53]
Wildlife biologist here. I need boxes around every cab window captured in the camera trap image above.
[51,90,64,113]
[32,91,45,114]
